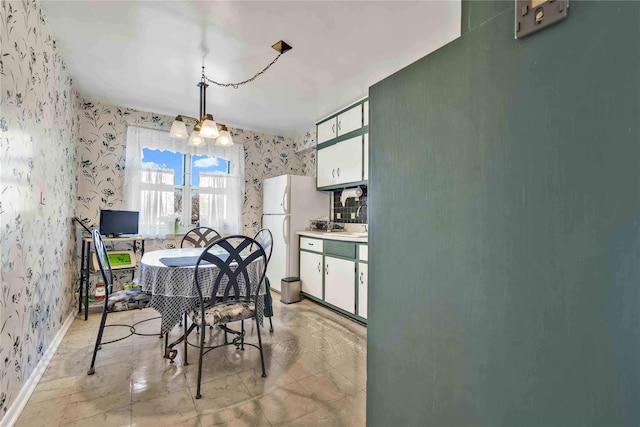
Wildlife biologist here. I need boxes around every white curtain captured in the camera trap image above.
[124,126,245,237]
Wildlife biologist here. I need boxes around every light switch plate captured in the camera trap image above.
[515,0,568,39]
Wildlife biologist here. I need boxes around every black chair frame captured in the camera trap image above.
[183,235,268,399]
[253,228,274,333]
[88,229,161,375]
[178,227,221,330]
[180,226,221,248]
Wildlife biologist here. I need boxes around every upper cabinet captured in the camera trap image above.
[317,135,363,188]
[316,99,369,190]
[317,101,365,145]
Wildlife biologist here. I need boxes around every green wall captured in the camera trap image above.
[368,1,639,425]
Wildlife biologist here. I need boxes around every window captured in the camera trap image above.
[125,126,244,237]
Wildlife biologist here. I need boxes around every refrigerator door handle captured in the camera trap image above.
[283,215,290,244]
[282,184,290,214]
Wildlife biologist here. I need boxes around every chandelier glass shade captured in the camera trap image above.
[170,69,232,146]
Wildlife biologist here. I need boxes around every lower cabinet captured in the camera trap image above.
[357,262,368,319]
[300,250,323,299]
[324,256,356,314]
[299,236,367,323]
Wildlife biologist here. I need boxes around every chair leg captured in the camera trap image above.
[240,320,245,351]
[164,332,170,359]
[183,312,189,365]
[87,305,109,375]
[269,316,274,333]
[195,319,206,399]
[255,316,266,378]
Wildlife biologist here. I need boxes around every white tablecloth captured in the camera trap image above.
[136,247,266,334]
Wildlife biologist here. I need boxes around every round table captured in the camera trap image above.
[136,247,266,335]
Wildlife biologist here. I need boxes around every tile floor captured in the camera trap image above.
[15,295,367,426]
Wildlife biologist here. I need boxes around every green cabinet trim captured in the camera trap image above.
[316,125,369,150]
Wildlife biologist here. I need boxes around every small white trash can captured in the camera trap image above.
[280,277,301,304]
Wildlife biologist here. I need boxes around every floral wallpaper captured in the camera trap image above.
[76,102,317,293]
[0,0,79,420]
[293,129,317,153]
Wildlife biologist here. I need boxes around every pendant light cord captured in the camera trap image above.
[204,53,283,89]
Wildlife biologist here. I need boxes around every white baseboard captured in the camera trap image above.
[0,309,78,427]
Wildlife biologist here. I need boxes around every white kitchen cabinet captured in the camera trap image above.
[317,119,337,145]
[363,100,369,126]
[317,102,364,145]
[337,103,363,136]
[300,250,323,300]
[317,135,363,188]
[324,256,356,314]
[316,98,368,189]
[363,133,369,181]
[357,262,368,319]
[299,234,367,323]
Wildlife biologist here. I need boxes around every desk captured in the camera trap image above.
[136,248,266,336]
[79,236,145,320]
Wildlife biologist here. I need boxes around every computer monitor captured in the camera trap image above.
[99,210,139,237]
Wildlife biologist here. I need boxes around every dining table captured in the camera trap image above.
[135,247,266,338]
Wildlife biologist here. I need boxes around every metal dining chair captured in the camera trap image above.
[178,227,221,328]
[180,226,221,248]
[254,228,274,332]
[185,235,268,399]
[88,229,160,374]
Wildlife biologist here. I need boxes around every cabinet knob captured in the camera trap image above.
[326,265,329,275]
[332,169,336,178]
[360,272,364,284]
[337,168,340,177]
[338,120,341,131]
[317,262,321,272]
[332,123,335,133]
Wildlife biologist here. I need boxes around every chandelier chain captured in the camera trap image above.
[204,53,283,89]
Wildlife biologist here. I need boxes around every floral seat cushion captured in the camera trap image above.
[190,300,256,326]
[106,287,151,312]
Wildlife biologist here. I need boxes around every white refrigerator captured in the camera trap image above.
[262,174,329,292]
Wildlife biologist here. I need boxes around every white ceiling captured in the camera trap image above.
[41,1,461,137]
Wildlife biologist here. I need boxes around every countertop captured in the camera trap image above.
[297,230,368,243]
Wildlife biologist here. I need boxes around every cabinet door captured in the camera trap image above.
[317,143,339,187]
[363,101,369,127]
[363,133,369,181]
[325,256,355,313]
[334,136,363,185]
[317,118,337,144]
[337,104,363,136]
[300,251,323,299]
[358,262,368,319]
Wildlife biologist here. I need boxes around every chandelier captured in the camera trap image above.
[169,40,292,147]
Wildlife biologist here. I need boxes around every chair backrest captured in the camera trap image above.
[194,235,267,306]
[253,228,273,265]
[181,227,221,248]
[92,229,113,300]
